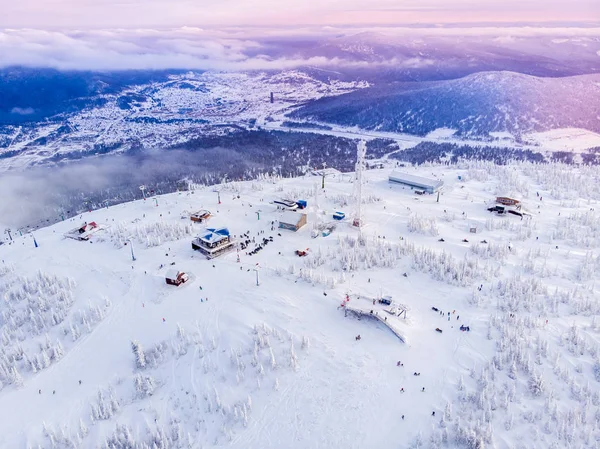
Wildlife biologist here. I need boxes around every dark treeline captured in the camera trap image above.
[390,142,548,165]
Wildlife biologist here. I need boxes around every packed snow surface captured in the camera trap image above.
[524,128,600,152]
[1,162,600,448]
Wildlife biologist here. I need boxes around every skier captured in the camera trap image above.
[432,411,435,416]
[402,415,404,420]
[400,388,405,393]
[422,387,425,392]
[79,380,82,385]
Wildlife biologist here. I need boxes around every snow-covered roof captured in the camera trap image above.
[389,171,444,190]
[199,227,230,244]
[165,269,180,279]
[191,210,210,217]
[280,211,305,226]
[274,199,297,208]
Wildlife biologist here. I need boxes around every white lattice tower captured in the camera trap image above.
[312,181,321,230]
[352,140,367,228]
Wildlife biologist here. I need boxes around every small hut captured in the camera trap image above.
[165,270,189,286]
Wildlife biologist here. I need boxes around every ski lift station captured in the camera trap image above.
[64,221,104,241]
[191,227,236,259]
[273,199,299,211]
[279,211,307,232]
[388,171,444,194]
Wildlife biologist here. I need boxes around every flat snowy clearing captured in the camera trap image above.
[524,128,600,152]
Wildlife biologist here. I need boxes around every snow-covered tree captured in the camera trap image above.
[131,340,146,369]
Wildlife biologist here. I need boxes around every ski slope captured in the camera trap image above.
[1,162,600,448]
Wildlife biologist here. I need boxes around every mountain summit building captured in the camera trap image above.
[388,171,444,194]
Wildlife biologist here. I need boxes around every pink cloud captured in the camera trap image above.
[1,0,599,28]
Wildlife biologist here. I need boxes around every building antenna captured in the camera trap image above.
[352,140,367,229]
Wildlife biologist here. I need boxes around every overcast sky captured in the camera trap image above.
[2,0,599,28]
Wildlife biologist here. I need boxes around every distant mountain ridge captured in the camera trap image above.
[291,71,600,137]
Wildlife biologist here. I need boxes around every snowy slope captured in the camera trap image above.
[292,72,600,138]
[1,162,600,448]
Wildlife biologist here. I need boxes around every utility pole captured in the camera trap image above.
[321,162,327,189]
[437,191,440,203]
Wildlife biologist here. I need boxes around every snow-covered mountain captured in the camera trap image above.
[292,71,600,137]
[1,161,600,448]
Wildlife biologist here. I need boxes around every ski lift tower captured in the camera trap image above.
[352,140,367,228]
[213,187,222,204]
[139,185,147,200]
[320,162,327,189]
[253,263,260,286]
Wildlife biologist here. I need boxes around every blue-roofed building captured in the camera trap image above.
[192,227,235,259]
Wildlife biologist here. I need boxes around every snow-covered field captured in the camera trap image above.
[523,128,600,152]
[1,161,600,448]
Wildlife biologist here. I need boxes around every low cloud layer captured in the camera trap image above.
[1,26,599,71]
[0,150,216,229]
[0,28,432,71]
